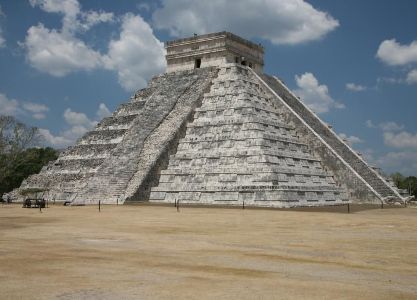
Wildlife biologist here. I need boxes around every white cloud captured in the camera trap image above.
[384,131,417,150]
[379,121,404,132]
[376,151,417,176]
[25,1,164,91]
[29,0,80,33]
[38,128,73,148]
[152,0,339,45]
[79,10,114,31]
[0,31,4,48]
[346,83,366,92]
[365,120,376,129]
[376,39,417,66]
[30,0,114,33]
[0,93,20,116]
[0,4,5,48]
[104,14,166,90]
[22,102,49,119]
[364,121,417,174]
[293,72,344,113]
[376,76,403,85]
[406,69,417,84]
[0,93,49,119]
[339,133,363,145]
[40,103,111,147]
[137,3,151,12]
[63,108,96,128]
[24,24,103,77]
[96,103,111,119]
[366,120,404,132]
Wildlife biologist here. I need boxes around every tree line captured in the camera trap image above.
[0,115,58,196]
[391,172,417,198]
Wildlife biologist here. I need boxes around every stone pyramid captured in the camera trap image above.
[16,32,406,207]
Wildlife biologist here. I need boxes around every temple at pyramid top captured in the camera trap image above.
[165,31,264,73]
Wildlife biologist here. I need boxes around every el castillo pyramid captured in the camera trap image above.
[15,32,407,207]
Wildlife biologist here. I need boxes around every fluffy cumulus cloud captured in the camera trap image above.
[376,151,417,176]
[22,102,49,119]
[366,119,417,174]
[338,133,363,145]
[0,92,49,119]
[0,4,5,47]
[24,0,164,91]
[406,69,417,84]
[293,72,344,113]
[104,14,166,90]
[63,108,97,128]
[383,131,417,150]
[40,103,110,148]
[25,0,108,76]
[366,120,404,132]
[379,121,404,132]
[366,119,417,150]
[96,103,111,119]
[0,93,20,116]
[346,83,366,92]
[152,0,339,45]
[24,24,103,77]
[376,39,417,66]
[29,0,114,33]
[79,10,114,31]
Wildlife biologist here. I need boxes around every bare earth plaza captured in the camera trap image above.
[1,204,417,299]
[1,1,417,299]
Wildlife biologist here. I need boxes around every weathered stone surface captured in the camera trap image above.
[149,64,349,207]
[258,74,403,203]
[13,31,406,206]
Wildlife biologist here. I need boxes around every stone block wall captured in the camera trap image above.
[258,73,403,203]
[150,64,349,208]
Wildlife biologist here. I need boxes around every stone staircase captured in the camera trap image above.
[71,67,218,204]
[17,68,217,203]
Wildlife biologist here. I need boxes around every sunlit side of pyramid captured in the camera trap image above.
[16,32,406,207]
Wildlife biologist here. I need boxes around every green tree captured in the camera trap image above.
[0,147,58,195]
[391,172,405,187]
[391,173,417,198]
[0,116,58,195]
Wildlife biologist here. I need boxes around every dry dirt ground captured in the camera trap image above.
[1,203,417,299]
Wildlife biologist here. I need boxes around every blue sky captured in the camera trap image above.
[0,0,416,175]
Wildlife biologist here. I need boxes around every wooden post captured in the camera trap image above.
[347,203,350,214]
[243,201,245,209]
[381,202,384,209]
[99,200,101,212]
[177,200,179,212]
